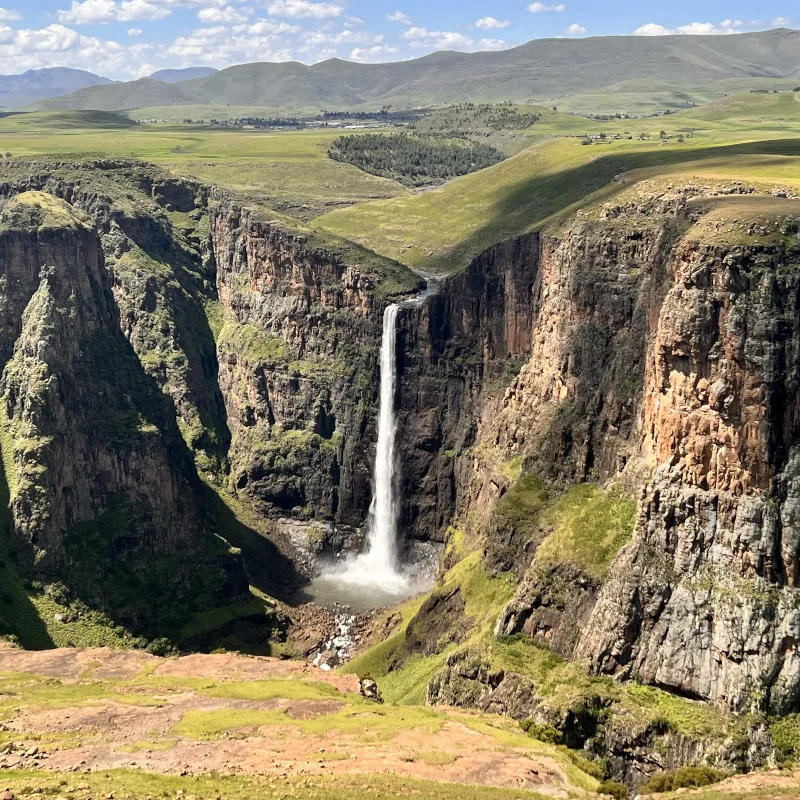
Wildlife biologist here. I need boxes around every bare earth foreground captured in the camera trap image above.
[2,645,800,800]
[0,644,589,799]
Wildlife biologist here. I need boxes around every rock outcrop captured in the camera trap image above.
[210,202,389,526]
[0,191,244,630]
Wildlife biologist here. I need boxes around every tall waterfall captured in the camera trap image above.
[308,284,439,607]
[364,302,401,573]
[330,302,407,590]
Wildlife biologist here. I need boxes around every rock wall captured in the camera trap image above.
[398,184,800,717]
[210,202,387,526]
[396,234,539,541]
[0,192,244,630]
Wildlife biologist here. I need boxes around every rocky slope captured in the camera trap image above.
[376,181,800,785]
[0,190,244,633]
[0,157,421,640]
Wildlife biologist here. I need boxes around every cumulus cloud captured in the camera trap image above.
[475,16,509,29]
[247,18,299,34]
[386,10,411,24]
[773,17,790,26]
[350,43,397,62]
[633,20,745,35]
[266,0,343,18]
[197,4,250,23]
[0,23,157,77]
[58,0,170,24]
[476,37,512,50]
[566,23,585,34]
[527,3,565,12]
[168,22,295,63]
[0,7,21,21]
[127,26,142,34]
[401,26,473,50]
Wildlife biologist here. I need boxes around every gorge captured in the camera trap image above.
[1,156,800,788]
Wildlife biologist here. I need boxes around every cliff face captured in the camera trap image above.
[396,235,539,541]
[0,192,243,630]
[397,183,800,718]
[210,202,385,526]
[578,229,800,713]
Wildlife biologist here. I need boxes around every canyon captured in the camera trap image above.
[1,158,800,788]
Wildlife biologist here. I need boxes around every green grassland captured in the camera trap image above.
[0,115,408,219]
[315,91,800,273]
[0,770,565,800]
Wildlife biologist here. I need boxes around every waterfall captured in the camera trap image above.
[309,282,439,604]
[363,302,401,573]
[329,301,407,590]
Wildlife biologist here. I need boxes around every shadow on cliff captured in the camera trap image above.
[0,456,54,650]
[116,209,232,470]
[201,485,306,603]
[441,137,800,273]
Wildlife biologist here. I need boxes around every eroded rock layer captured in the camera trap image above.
[399,184,800,715]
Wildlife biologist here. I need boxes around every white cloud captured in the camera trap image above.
[527,3,565,12]
[247,18,299,34]
[0,7,21,21]
[168,22,295,63]
[566,23,585,34]
[477,37,512,50]
[298,27,383,51]
[633,19,745,35]
[402,26,473,50]
[127,26,142,34]
[58,0,170,24]
[773,17,790,26]
[0,23,13,41]
[475,16,509,29]
[387,10,411,24]
[197,4,249,23]
[350,43,397,61]
[266,0,343,19]
[0,23,158,77]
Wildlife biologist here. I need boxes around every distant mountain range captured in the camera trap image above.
[11,28,800,114]
[0,68,114,109]
[0,66,219,109]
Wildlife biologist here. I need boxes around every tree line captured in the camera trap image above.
[328,133,506,187]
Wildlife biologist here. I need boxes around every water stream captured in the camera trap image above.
[302,285,438,612]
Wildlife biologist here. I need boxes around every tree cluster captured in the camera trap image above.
[328,133,506,187]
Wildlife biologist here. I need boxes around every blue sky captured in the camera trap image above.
[0,0,795,79]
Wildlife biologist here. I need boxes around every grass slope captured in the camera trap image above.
[314,97,800,273]
[344,476,750,751]
[0,121,408,220]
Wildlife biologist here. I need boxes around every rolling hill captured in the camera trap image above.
[0,67,113,109]
[150,67,218,82]
[24,28,800,114]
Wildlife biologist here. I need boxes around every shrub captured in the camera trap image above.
[520,718,563,744]
[770,713,800,764]
[598,780,627,799]
[145,637,179,657]
[640,766,729,793]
